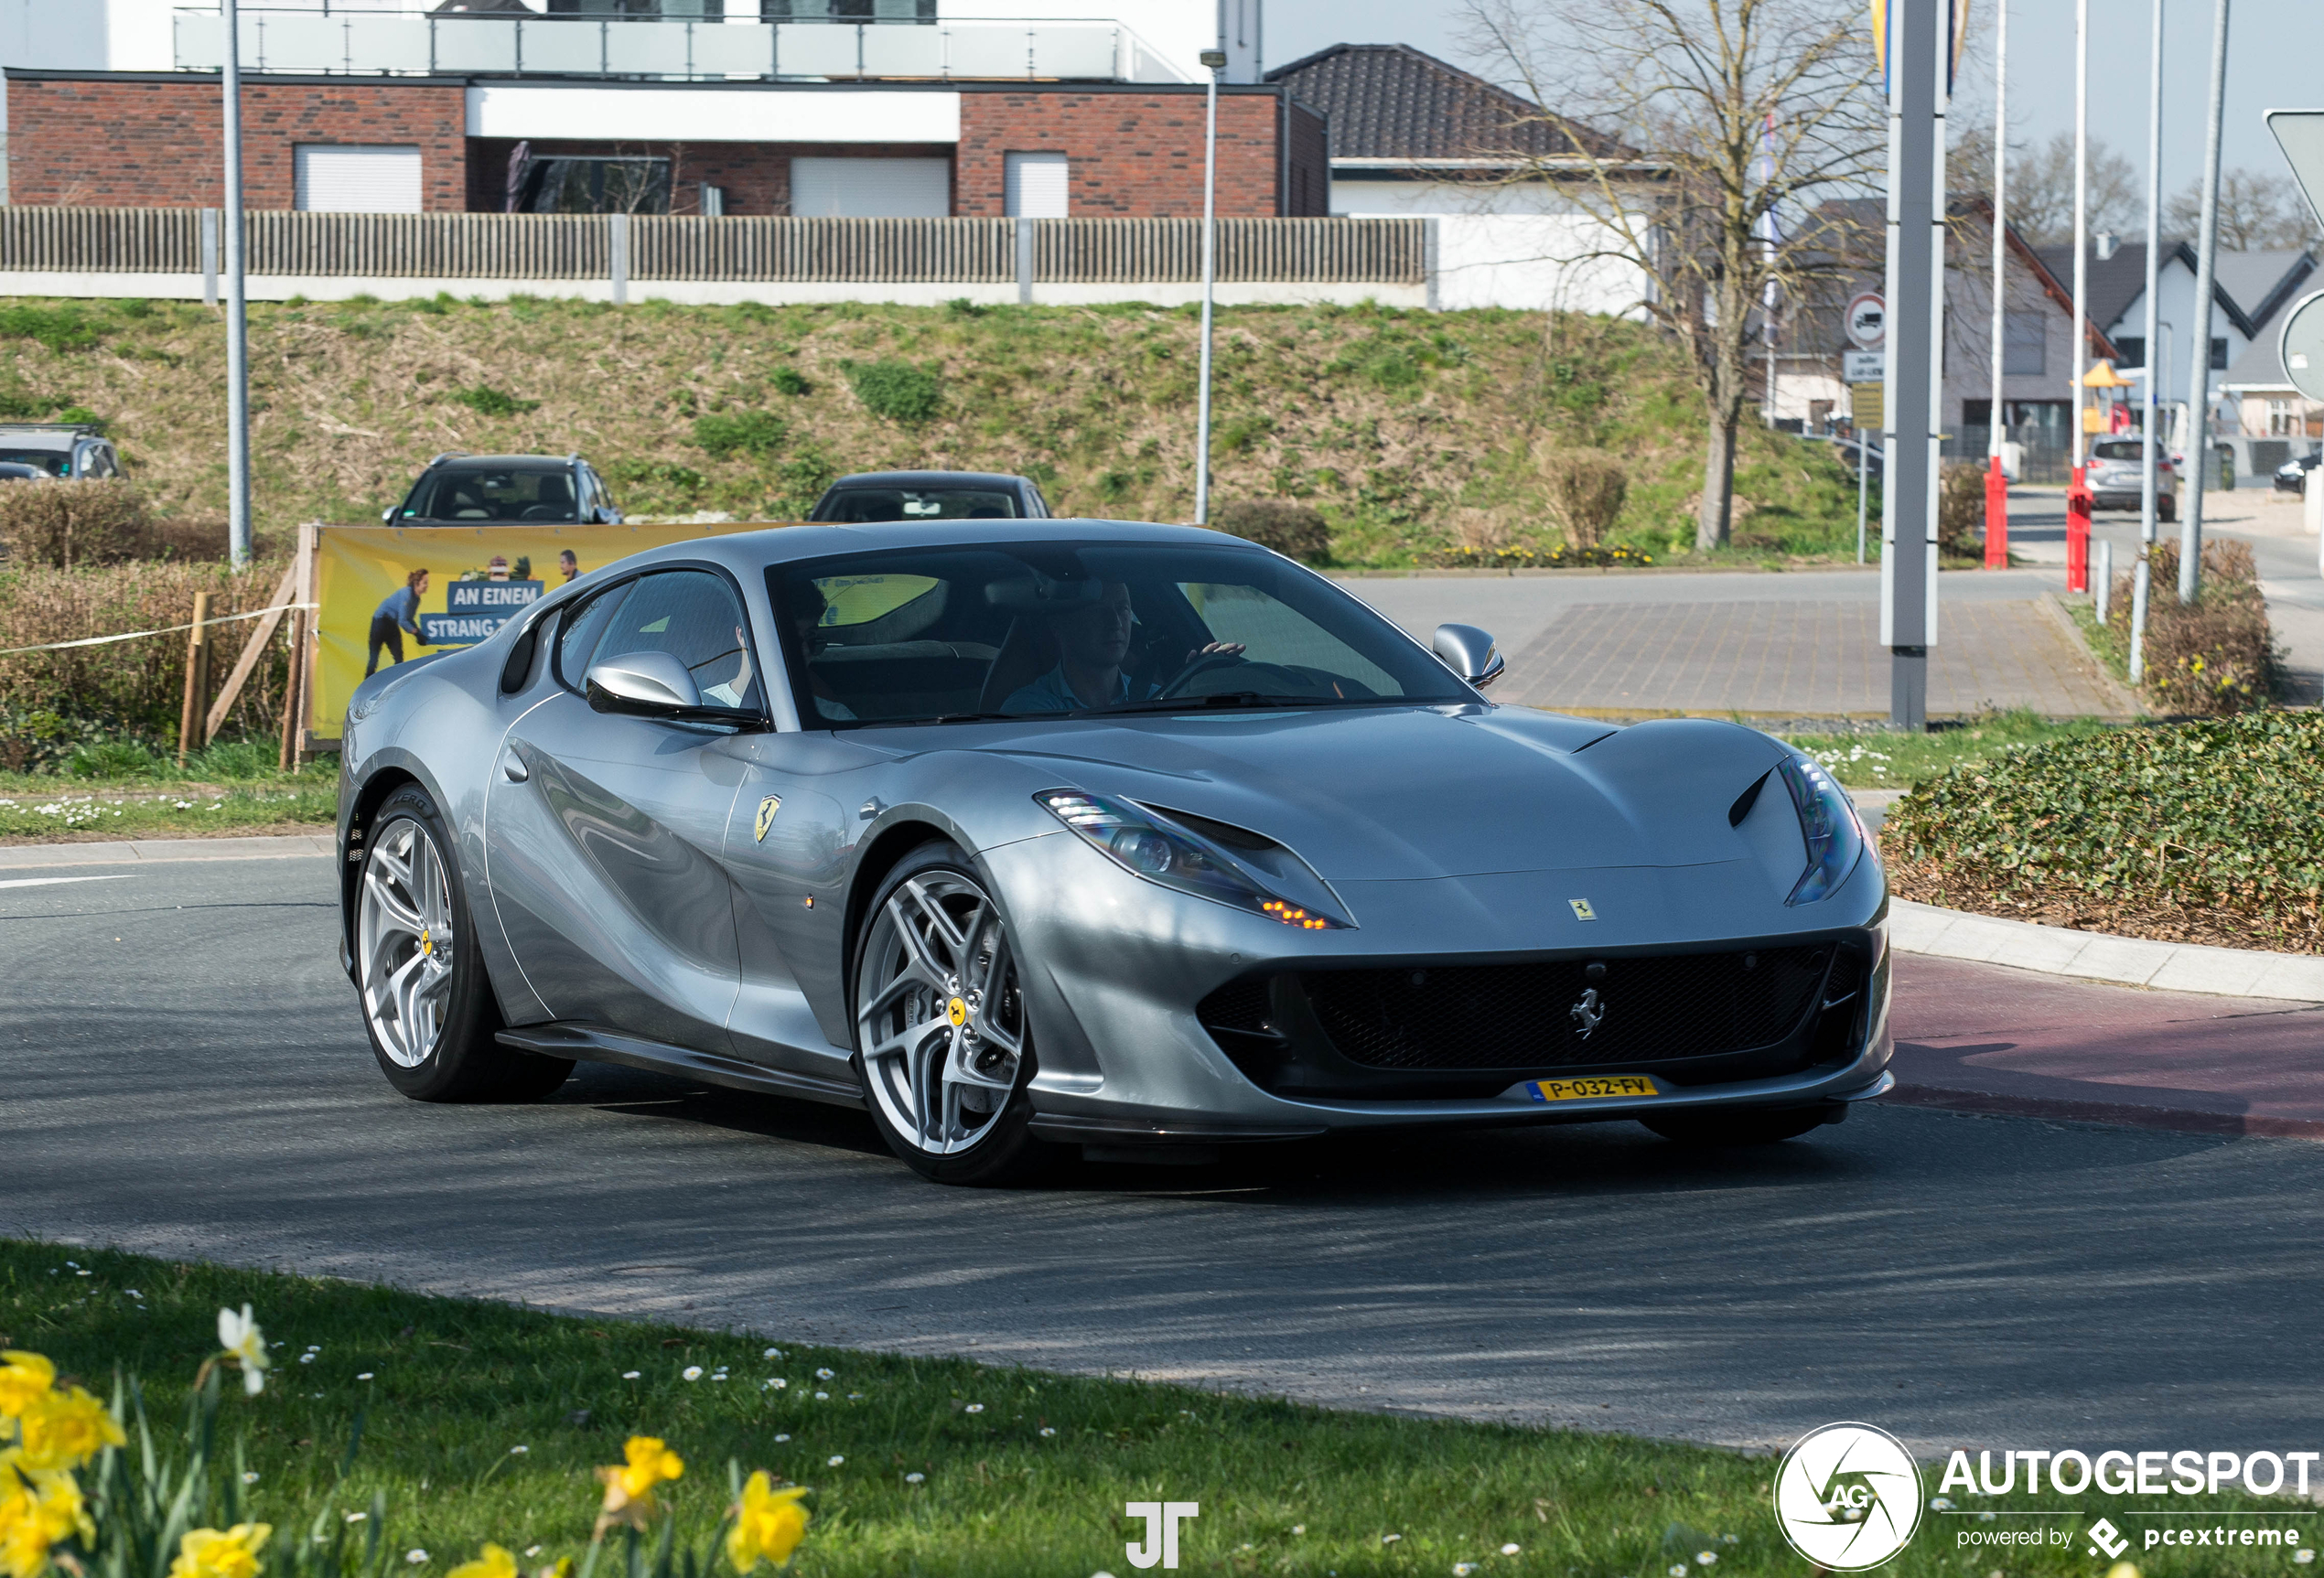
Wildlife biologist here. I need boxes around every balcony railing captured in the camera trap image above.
[168,9,1189,81]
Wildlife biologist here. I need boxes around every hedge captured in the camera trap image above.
[1883,709,2324,951]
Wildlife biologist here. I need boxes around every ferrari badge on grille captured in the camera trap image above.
[1569,986,1606,1038]
[755,795,781,843]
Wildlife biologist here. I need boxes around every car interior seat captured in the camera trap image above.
[976,617,1060,712]
[522,476,576,521]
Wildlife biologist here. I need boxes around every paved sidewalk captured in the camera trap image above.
[0,832,333,868]
[1888,953,2324,1138]
[1336,565,2133,720]
[1892,897,2324,1000]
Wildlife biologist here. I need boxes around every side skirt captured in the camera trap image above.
[496,1023,866,1110]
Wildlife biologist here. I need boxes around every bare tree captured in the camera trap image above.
[2166,166,2319,251]
[2005,131,2138,247]
[1462,0,1884,552]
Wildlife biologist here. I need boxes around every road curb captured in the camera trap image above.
[1889,897,2324,1002]
[1880,1082,2324,1142]
[0,832,334,868]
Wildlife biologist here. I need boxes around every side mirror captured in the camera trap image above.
[586,652,704,714]
[381,507,396,523]
[585,652,762,726]
[1432,623,1504,690]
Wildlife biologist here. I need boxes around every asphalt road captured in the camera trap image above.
[7,853,2320,1455]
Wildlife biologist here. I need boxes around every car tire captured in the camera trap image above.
[354,785,573,1103]
[2159,496,2178,522]
[1641,1104,1840,1146]
[851,840,1054,1186]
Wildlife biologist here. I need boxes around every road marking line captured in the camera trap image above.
[0,875,134,890]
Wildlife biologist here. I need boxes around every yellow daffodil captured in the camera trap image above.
[215,1307,270,1397]
[725,1472,809,1573]
[595,1437,683,1531]
[0,1465,91,1578]
[167,1523,272,1578]
[0,1356,54,1422]
[14,1386,125,1472]
[447,1543,518,1578]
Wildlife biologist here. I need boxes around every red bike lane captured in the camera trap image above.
[1887,953,2324,1137]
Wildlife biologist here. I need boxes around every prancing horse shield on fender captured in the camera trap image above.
[754,795,781,843]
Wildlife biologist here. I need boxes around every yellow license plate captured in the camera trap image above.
[1525,1075,1662,1102]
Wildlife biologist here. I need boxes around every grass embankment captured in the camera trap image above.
[5,1239,2308,1578]
[1883,708,2324,951]
[0,739,333,842]
[0,295,1867,567]
[1779,710,2121,790]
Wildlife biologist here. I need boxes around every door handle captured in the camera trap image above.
[503,753,529,783]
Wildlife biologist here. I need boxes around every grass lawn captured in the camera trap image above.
[4,1240,2307,1577]
[0,739,335,841]
[1778,709,2127,789]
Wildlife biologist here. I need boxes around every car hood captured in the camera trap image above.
[960,705,1794,882]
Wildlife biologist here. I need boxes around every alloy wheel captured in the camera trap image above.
[359,815,457,1068]
[855,870,1026,1154]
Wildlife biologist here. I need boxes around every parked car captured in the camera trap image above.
[810,470,1052,523]
[0,461,45,482]
[2275,449,2322,494]
[2084,437,2178,521]
[334,520,1892,1185]
[0,423,123,479]
[387,454,622,525]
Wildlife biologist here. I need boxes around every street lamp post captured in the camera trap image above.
[1192,46,1226,527]
[2179,0,2232,603]
[223,0,252,570]
[1984,0,2009,570]
[2130,0,2164,682]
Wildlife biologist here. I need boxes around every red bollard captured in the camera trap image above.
[1984,457,2009,568]
[2065,466,2093,594]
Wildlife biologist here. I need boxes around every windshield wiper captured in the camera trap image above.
[1108,692,1372,714]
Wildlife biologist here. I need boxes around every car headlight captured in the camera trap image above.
[1037,789,1351,929]
[1777,756,1867,905]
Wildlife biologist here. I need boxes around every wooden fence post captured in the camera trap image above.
[177,590,212,767]
[276,607,305,774]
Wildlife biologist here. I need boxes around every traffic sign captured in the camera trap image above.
[1851,381,1884,431]
[2267,112,2324,236]
[2279,290,2324,403]
[1843,350,1886,382]
[1845,291,1887,349]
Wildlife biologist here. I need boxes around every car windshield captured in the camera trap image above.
[769,541,1469,726]
[401,467,579,523]
[820,488,1018,523]
[0,448,71,477]
[2091,440,2157,461]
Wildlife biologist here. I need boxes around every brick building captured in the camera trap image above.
[3,71,1327,219]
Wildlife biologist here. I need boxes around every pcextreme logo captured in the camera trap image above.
[1124,1501,1199,1570]
[1774,1422,1925,1570]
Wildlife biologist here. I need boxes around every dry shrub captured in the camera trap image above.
[1447,507,1512,554]
[1936,461,1985,558]
[1210,499,1331,564]
[2102,538,2276,716]
[0,479,154,567]
[1539,450,1628,550]
[0,557,296,746]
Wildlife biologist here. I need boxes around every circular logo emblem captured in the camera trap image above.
[418,928,433,957]
[947,996,969,1027]
[1772,1422,1921,1571]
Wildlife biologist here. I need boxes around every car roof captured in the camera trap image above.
[426,455,579,470]
[824,470,1034,489]
[587,519,1245,580]
[0,429,84,449]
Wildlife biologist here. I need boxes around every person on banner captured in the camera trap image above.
[558,549,581,584]
[367,568,428,677]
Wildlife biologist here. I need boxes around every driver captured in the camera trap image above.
[1004,581,1240,713]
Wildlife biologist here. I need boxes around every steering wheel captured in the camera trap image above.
[1154,649,1250,698]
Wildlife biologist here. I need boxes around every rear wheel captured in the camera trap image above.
[2159,495,2178,522]
[356,786,572,1102]
[852,843,1051,1185]
[1641,1104,1839,1146]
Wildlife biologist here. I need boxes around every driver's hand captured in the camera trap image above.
[1187,642,1245,663]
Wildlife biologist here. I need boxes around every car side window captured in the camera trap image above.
[585,569,759,711]
[554,580,634,692]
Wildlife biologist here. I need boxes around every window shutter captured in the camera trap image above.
[1004,152,1069,218]
[294,145,424,213]
[789,157,951,218]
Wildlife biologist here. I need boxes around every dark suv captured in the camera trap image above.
[809,469,1051,523]
[388,454,622,525]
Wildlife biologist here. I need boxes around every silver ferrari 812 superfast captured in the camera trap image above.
[335,521,1893,1183]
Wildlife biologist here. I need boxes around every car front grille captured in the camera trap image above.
[1200,944,1837,1079]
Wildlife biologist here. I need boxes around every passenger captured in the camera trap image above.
[792,583,855,722]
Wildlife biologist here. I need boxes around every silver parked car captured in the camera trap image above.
[2085,437,2178,520]
[335,521,1893,1184]
[0,422,123,479]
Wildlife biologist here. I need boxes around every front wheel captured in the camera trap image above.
[1641,1104,1840,1146]
[852,842,1052,1185]
[356,786,571,1102]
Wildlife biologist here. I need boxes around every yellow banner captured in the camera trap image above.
[309,522,787,739]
